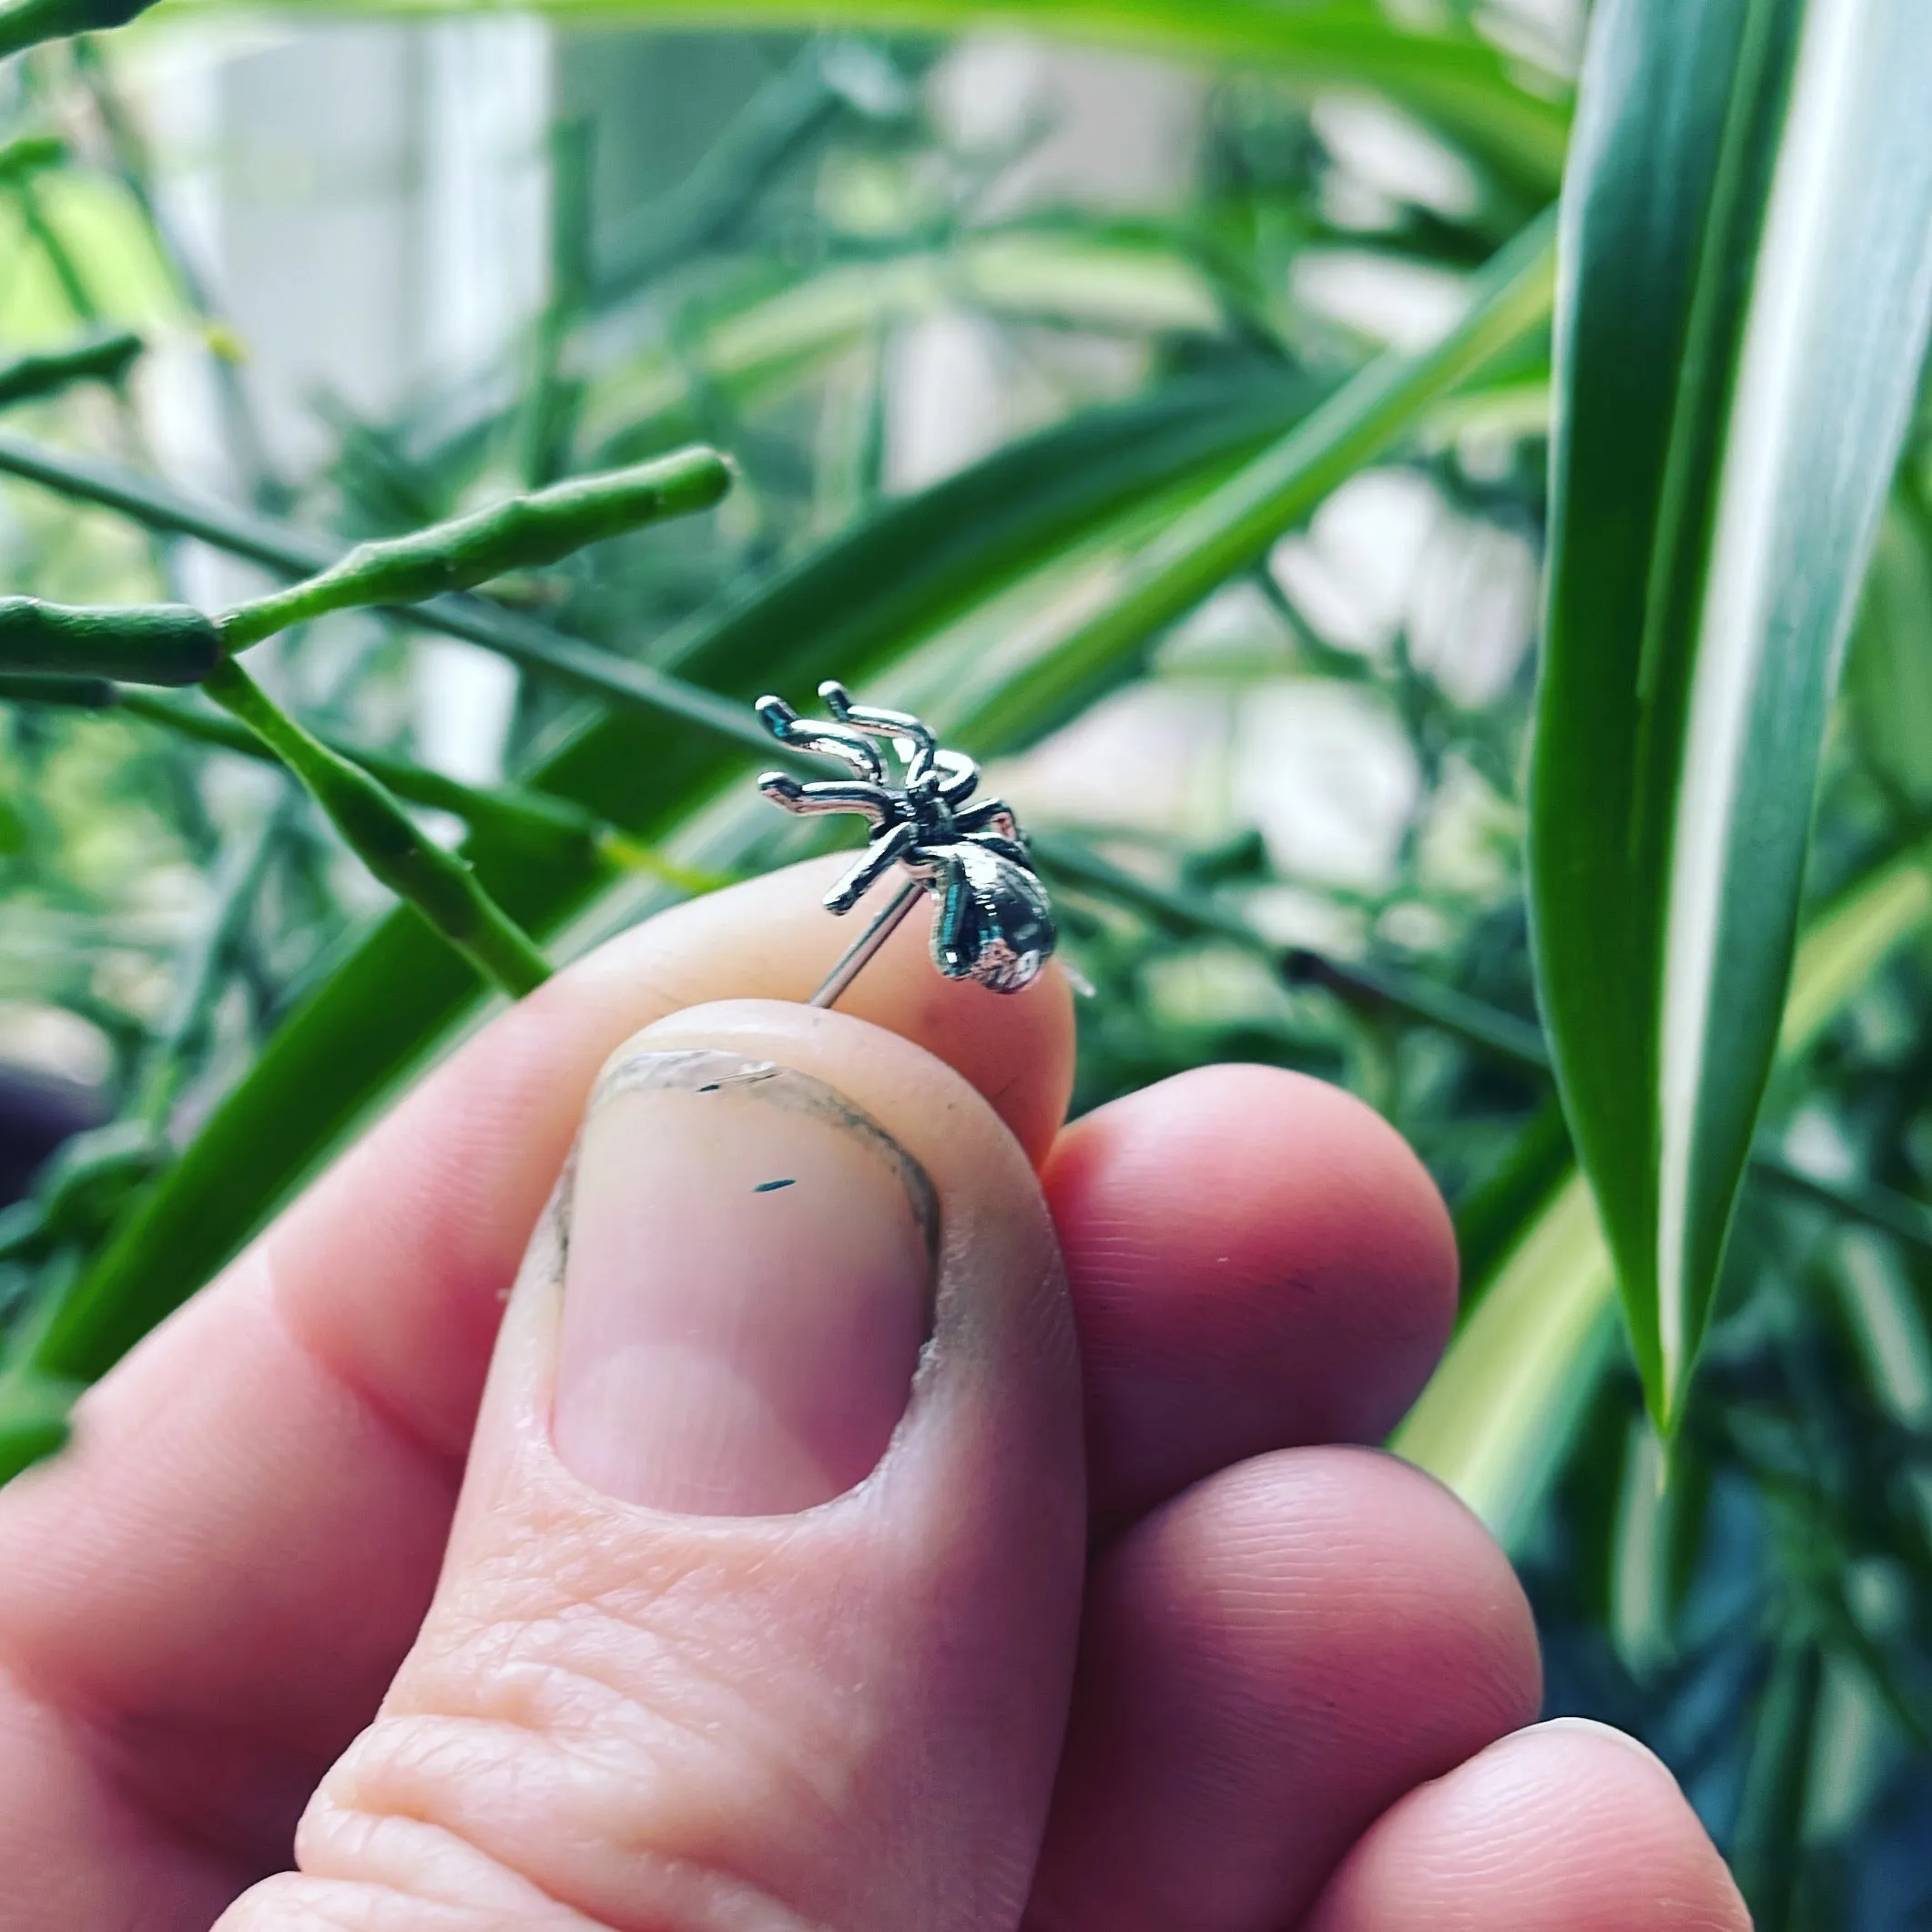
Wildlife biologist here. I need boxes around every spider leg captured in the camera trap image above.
[824,819,920,914]
[756,696,886,781]
[819,682,941,785]
[819,682,936,753]
[935,749,981,805]
[953,794,1021,841]
[758,774,893,824]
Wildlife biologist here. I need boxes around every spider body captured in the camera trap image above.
[756,682,1056,994]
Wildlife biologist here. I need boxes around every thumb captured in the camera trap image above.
[219,999,1086,1932]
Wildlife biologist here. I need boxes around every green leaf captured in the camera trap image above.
[1394,1168,1617,1551]
[26,368,1326,1387]
[1401,832,1932,1542]
[0,1373,79,1488]
[1732,1640,1824,1925]
[965,210,1558,748]
[1529,0,1932,1430]
[585,229,1229,445]
[0,135,66,183]
[0,327,141,410]
[0,0,155,62]
[180,0,1572,196]
[1846,493,1932,810]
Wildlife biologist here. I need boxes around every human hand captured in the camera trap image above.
[0,860,1749,1931]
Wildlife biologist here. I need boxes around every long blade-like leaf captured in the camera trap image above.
[1530,0,1932,1429]
[1405,832,1932,1540]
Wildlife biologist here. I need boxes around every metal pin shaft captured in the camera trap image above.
[808,878,925,1010]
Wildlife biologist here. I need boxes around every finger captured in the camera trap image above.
[221,1002,1084,1932]
[1042,1065,1458,1531]
[1024,1448,1541,1932]
[0,859,1073,1921]
[1302,1719,1750,1932]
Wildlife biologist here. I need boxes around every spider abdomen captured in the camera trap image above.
[928,839,1056,993]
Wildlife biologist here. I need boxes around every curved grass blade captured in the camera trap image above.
[1395,1169,1615,1552]
[22,368,1326,1389]
[1530,0,1932,1431]
[0,1374,79,1486]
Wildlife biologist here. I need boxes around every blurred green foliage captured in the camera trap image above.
[1,8,1931,1926]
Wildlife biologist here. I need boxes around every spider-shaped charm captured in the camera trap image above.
[756,682,1056,994]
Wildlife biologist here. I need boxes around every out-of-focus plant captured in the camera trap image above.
[4,2,1932,1924]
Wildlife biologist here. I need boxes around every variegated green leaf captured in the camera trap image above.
[1402,833,1932,1541]
[1530,0,1932,1429]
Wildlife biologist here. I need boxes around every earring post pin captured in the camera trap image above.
[808,877,925,1010]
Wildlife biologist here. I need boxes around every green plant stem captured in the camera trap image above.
[0,595,218,683]
[1754,1151,1932,1256]
[1284,949,1551,1073]
[0,431,775,751]
[597,39,862,306]
[0,0,156,60]
[200,660,552,999]
[216,447,733,648]
[132,693,606,851]
[68,38,285,499]
[0,329,142,410]
[521,116,595,487]
[1731,1638,1822,1926]
[0,670,116,704]
[118,689,727,890]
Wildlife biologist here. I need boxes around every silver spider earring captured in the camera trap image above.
[755,681,1056,1009]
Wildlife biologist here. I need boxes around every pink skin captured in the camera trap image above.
[0,860,1748,1932]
